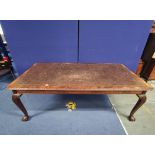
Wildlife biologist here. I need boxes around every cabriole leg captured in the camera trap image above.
[12,93,29,121]
[128,93,146,121]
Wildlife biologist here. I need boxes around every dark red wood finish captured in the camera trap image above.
[8,63,152,121]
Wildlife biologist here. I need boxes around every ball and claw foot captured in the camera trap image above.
[22,115,29,121]
[128,115,136,121]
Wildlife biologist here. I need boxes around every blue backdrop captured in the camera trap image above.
[1,20,78,74]
[1,20,152,74]
[79,20,152,71]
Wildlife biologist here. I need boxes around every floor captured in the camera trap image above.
[0,73,155,135]
[108,81,155,135]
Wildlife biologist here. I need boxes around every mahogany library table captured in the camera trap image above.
[8,63,152,121]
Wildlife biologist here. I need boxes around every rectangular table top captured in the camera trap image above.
[8,63,152,94]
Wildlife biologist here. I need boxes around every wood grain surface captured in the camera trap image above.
[8,63,152,93]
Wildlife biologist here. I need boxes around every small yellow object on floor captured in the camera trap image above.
[66,101,76,111]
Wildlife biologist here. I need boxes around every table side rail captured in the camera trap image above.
[13,90,145,95]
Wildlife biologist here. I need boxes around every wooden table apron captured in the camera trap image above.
[8,63,152,122]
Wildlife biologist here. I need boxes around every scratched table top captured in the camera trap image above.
[8,63,152,93]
